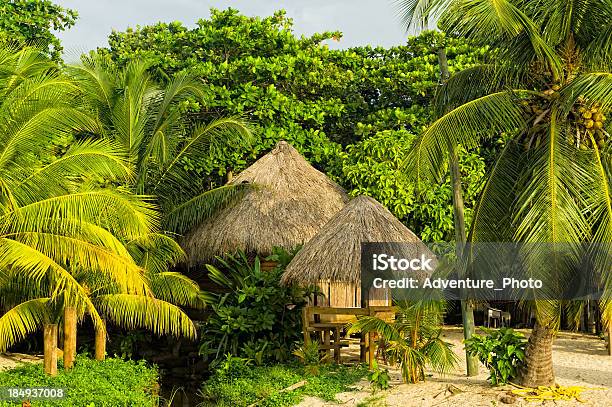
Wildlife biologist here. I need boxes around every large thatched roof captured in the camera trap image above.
[281,195,435,285]
[182,141,349,264]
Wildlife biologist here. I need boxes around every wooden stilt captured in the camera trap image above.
[368,332,375,369]
[608,324,612,356]
[95,319,106,361]
[43,324,58,376]
[323,329,331,359]
[63,307,77,369]
[302,308,310,346]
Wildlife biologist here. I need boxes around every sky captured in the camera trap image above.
[54,0,414,59]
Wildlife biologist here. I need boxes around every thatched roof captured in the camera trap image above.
[182,141,349,264]
[281,195,435,285]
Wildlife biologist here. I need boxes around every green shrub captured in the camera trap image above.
[292,341,332,374]
[368,361,390,392]
[200,360,368,407]
[200,250,312,365]
[464,327,527,385]
[0,356,159,406]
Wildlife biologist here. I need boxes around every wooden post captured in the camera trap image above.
[95,319,106,361]
[63,307,77,369]
[368,307,375,369]
[323,329,331,359]
[43,324,58,376]
[333,327,340,363]
[368,332,375,369]
[360,332,366,363]
[608,324,612,356]
[301,308,310,346]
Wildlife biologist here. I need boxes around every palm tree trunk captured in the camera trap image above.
[43,324,58,376]
[95,319,106,361]
[438,46,478,377]
[63,306,77,369]
[520,321,555,387]
[607,324,612,356]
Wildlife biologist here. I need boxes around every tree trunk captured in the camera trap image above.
[437,46,478,376]
[95,319,106,361]
[43,324,58,376]
[608,324,612,356]
[520,321,556,387]
[63,306,77,369]
[450,144,479,376]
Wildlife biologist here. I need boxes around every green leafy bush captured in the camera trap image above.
[368,361,390,392]
[292,341,332,375]
[200,359,368,407]
[0,355,159,406]
[464,327,527,385]
[200,250,311,365]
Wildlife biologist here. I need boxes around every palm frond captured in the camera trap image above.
[149,272,204,309]
[404,91,527,183]
[0,298,49,352]
[165,184,252,234]
[95,294,197,339]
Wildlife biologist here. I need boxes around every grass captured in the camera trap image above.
[0,355,159,406]
[200,363,369,407]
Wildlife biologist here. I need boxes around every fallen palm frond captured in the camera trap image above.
[511,383,605,402]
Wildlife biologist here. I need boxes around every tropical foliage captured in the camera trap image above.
[0,356,159,406]
[201,354,368,407]
[96,11,489,242]
[399,0,612,387]
[348,301,457,384]
[0,0,77,60]
[200,250,310,365]
[0,46,197,375]
[465,327,527,385]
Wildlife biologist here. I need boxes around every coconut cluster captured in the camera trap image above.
[519,86,608,151]
[571,99,607,150]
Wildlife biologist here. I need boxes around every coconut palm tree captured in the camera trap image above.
[348,301,457,384]
[398,0,612,387]
[68,57,253,236]
[0,45,196,374]
[65,57,252,359]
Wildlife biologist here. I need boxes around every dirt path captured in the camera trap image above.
[0,352,42,371]
[298,327,612,407]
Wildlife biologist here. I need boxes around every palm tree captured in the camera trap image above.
[0,46,196,374]
[348,301,457,383]
[68,57,253,236]
[398,0,612,386]
[67,57,252,361]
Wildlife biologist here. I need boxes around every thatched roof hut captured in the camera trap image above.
[182,141,349,265]
[281,195,434,286]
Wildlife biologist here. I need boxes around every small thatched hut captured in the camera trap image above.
[281,195,435,313]
[182,141,349,265]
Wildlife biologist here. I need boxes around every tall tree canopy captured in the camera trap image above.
[0,0,77,60]
[97,8,489,242]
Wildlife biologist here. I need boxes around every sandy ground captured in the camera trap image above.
[298,327,612,407]
[0,352,42,371]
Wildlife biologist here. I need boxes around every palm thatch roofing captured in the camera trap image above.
[182,141,349,265]
[281,195,435,285]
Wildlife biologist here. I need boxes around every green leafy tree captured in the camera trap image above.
[399,0,612,387]
[0,0,77,60]
[96,8,487,242]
